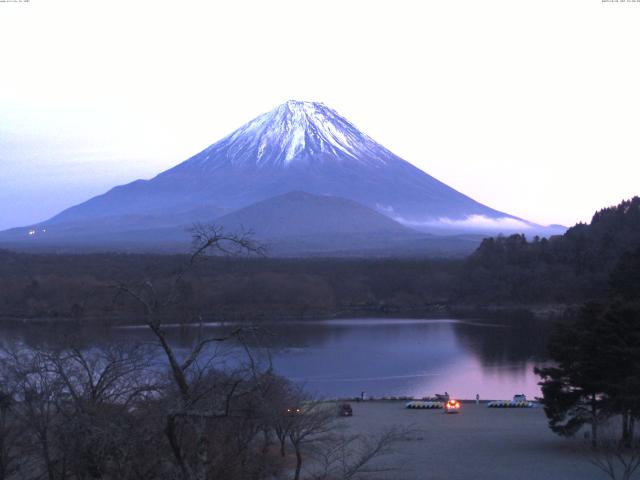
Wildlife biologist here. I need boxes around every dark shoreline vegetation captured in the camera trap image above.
[0,252,587,325]
[1,197,638,324]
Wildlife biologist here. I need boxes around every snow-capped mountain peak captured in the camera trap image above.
[35,99,536,239]
[181,100,392,171]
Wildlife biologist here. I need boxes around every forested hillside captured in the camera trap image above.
[458,197,640,304]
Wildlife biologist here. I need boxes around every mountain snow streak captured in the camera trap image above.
[183,100,391,170]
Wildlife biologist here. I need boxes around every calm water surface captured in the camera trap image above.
[1,317,552,400]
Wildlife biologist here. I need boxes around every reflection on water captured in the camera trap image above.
[0,317,552,400]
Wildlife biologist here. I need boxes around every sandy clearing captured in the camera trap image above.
[330,401,603,480]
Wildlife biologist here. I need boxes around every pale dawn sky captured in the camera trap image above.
[1,0,639,230]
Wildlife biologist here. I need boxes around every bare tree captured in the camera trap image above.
[586,431,640,480]
[47,343,157,408]
[0,389,21,480]
[2,347,65,480]
[589,442,640,480]
[0,341,161,480]
[310,426,417,480]
[287,401,337,480]
[257,373,299,458]
[114,224,265,480]
[47,343,158,480]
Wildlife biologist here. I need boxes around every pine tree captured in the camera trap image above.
[535,303,610,446]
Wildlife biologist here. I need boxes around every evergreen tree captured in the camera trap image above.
[535,303,610,446]
[536,247,640,445]
[609,246,640,305]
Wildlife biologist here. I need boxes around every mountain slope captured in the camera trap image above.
[46,100,522,229]
[1,100,558,254]
[213,191,482,256]
[0,191,484,257]
[215,191,416,238]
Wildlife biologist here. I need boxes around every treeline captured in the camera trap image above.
[0,197,638,322]
[458,196,640,304]
[0,253,461,322]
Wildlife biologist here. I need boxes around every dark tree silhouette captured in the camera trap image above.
[535,303,610,446]
[537,244,640,447]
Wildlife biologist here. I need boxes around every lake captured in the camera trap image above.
[0,316,553,400]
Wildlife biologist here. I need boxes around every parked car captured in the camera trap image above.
[513,394,527,402]
[285,406,302,416]
[338,403,353,417]
[444,399,461,414]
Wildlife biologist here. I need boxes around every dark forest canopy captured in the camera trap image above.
[473,196,640,272]
[458,197,640,304]
[0,252,462,322]
[0,197,638,322]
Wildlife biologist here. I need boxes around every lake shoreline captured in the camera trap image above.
[0,303,574,326]
[0,313,551,400]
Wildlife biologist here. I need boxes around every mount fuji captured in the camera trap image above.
[0,100,561,255]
